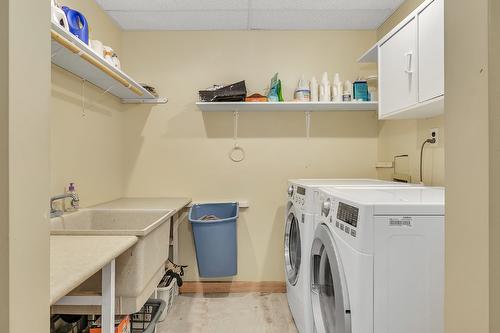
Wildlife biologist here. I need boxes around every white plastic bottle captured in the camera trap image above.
[319,72,331,102]
[310,76,319,102]
[294,75,311,102]
[333,73,343,102]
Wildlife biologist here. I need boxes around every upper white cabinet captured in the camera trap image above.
[366,0,444,119]
[379,18,418,118]
[418,0,444,103]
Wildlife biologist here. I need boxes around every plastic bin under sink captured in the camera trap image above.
[50,209,174,315]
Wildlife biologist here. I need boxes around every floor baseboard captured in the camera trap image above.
[179,281,286,294]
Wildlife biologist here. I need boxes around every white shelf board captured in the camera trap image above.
[357,43,378,63]
[196,101,378,112]
[50,22,166,104]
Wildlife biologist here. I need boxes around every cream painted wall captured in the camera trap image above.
[445,0,491,332]
[0,0,8,327]
[377,116,444,184]
[377,0,427,39]
[490,0,500,331]
[120,30,379,281]
[375,0,444,186]
[51,0,125,206]
[9,0,50,331]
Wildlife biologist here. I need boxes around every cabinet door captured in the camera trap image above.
[418,0,444,102]
[379,18,418,118]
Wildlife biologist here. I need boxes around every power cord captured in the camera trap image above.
[420,137,436,183]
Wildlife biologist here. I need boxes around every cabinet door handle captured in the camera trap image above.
[404,51,413,74]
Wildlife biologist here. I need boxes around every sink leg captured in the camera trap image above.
[101,259,115,333]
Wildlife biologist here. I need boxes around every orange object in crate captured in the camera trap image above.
[90,315,130,333]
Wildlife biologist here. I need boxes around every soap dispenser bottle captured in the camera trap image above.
[319,72,331,102]
[65,182,80,212]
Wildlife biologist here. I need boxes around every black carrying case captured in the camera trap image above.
[199,81,247,102]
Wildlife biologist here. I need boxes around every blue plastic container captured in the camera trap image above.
[189,202,239,277]
[62,6,89,45]
[353,80,369,101]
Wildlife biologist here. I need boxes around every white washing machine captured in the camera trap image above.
[284,179,415,333]
[310,187,444,333]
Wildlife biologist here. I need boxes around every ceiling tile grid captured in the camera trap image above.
[95,0,405,30]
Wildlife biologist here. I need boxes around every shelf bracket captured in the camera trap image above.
[103,85,114,95]
[51,47,63,59]
[305,111,312,139]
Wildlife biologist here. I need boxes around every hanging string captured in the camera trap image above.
[229,111,245,162]
[233,111,239,142]
[81,79,86,118]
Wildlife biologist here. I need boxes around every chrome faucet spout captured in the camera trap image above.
[50,193,79,218]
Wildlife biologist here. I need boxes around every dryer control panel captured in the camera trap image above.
[320,196,361,240]
[289,185,306,210]
[318,190,377,253]
[334,202,359,238]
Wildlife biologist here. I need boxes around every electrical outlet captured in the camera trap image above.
[429,128,439,145]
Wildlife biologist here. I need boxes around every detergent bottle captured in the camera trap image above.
[319,72,331,102]
[62,6,89,44]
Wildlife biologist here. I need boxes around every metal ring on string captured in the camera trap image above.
[229,144,245,162]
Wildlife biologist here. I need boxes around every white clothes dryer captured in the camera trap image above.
[310,187,444,333]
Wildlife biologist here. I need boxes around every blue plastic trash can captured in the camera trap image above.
[189,202,239,277]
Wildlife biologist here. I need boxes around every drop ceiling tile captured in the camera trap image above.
[250,9,393,30]
[96,0,405,30]
[97,0,248,11]
[250,0,405,11]
[108,10,249,30]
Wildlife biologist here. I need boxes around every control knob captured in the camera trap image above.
[321,199,332,217]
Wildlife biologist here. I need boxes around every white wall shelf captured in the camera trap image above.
[50,22,167,105]
[196,101,378,112]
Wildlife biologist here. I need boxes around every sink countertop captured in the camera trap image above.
[90,197,192,212]
[50,235,137,305]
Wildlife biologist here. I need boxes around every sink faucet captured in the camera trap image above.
[50,192,79,218]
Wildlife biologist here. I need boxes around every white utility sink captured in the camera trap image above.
[50,209,173,314]
[50,209,171,237]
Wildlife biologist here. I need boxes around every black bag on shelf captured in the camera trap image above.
[199,81,247,102]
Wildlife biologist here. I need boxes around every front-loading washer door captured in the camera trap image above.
[310,224,351,333]
[285,207,302,286]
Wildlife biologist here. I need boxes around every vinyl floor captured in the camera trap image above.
[157,292,298,333]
